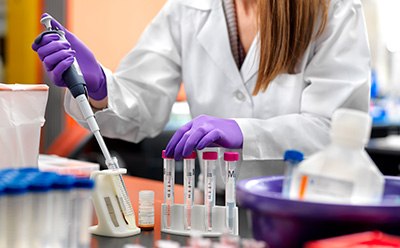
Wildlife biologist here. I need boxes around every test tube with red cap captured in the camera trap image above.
[162,150,175,229]
[224,152,239,234]
[183,151,196,230]
[203,151,218,232]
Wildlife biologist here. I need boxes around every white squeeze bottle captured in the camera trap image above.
[289,108,384,205]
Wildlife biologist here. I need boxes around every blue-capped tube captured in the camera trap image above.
[4,172,31,248]
[49,175,76,248]
[282,150,304,198]
[69,178,95,248]
[28,172,58,248]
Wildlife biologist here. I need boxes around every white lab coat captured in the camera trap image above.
[65,0,371,189]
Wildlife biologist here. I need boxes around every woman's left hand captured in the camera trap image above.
[165,115,243,160]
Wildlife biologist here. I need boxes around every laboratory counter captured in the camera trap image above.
[90,176,252,248]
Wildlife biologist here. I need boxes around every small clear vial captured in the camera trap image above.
[138,190,155,231]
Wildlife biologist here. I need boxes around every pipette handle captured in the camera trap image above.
[35,16,88,99]
[63,66,87,98]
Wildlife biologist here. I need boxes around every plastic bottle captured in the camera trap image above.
[138,190,155,231]
[289,108,385,205]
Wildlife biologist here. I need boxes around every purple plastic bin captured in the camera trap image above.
[236,176,400,248]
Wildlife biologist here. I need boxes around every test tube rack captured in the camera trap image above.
[90,168,141,237]
[161,203,239,237]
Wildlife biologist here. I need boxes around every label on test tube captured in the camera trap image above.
[162,150,175,229]
[203,151,218,232]
[184,152,196,230]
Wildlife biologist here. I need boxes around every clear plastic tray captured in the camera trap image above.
[38,154,99,178]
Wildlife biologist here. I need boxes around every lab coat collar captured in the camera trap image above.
[196,0,244,87]
[240,34,259,83]
[181,0,215,10]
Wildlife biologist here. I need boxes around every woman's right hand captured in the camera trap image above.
[32,13,107,101]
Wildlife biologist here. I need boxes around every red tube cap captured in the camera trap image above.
[202,151,218,160]
[224,152,239,162]
[162,150,173,159]
[184,151,197,159]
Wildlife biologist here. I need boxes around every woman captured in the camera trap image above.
[33,0,370,190]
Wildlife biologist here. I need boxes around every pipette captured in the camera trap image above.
[35,14,136,228]
[224,152,239,234]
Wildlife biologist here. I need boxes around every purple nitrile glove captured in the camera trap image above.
[32,13,107,100]
[165,115,243,160]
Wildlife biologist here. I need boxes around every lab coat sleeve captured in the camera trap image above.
[235,0,371,160]
[64,0,182,143]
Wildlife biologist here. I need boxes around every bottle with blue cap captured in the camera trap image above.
[282,150,304,198]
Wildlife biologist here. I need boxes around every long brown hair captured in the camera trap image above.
[254,0,329,95]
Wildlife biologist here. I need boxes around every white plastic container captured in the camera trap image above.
[0,84,48,168]
[289,108,384,204]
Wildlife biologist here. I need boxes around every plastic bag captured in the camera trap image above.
[0,83,49,168]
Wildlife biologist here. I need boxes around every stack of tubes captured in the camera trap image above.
[0,168,94,248]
